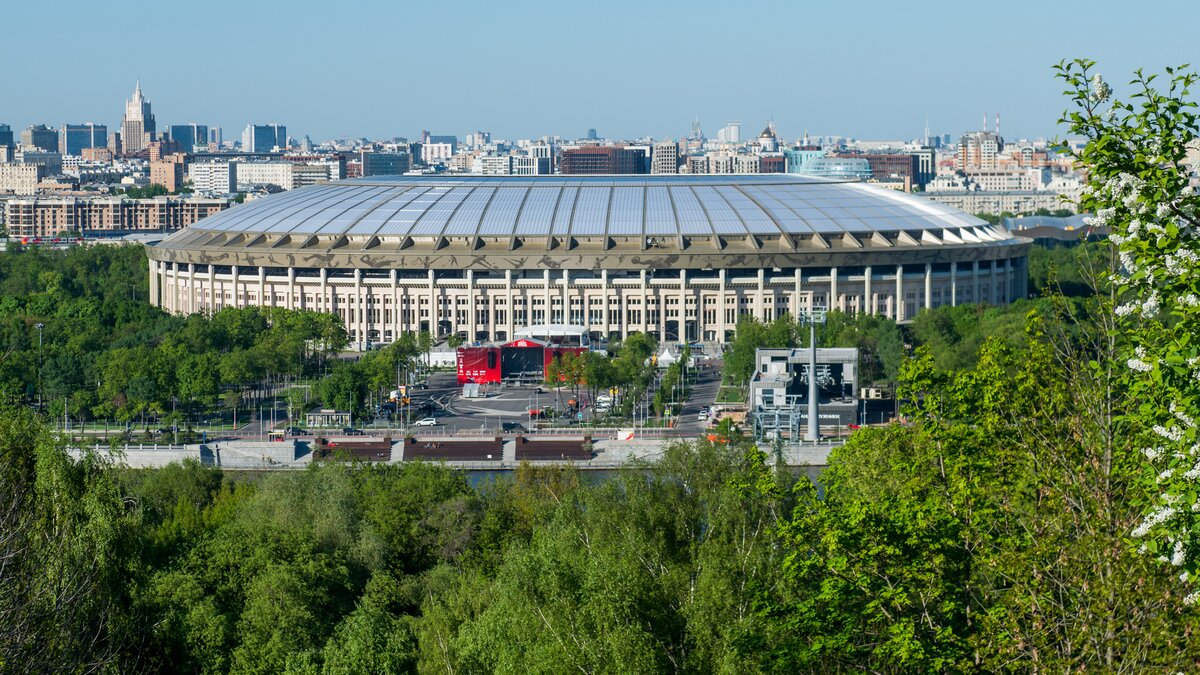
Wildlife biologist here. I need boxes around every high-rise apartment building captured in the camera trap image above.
[190,161,238,194]
[59,123,107,156]
[957,130,1002,171]
[242,124,287,152]
[168,124,209,152]
[21,125,58,152]
[120,81,156,155]
[651,141,681,174]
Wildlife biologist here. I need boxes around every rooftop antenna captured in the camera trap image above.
[982,112,987,132]
[995,112,1001,140]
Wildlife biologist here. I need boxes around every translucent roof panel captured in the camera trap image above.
[444,186,497,235]
[567,187,610,235]
[692,186,746,235]
[345,187,427,235]
[407,186,471,235]
[478,187,527,235]
[644,186,677,235]
[376,187,450,236]
[669,187,714,234]
[204,186,336,231]
[550,186,578,235]
[607,187,643,236]
[738,185,811,235]
[288,186,396,235]
[228,186,347,233]
[322,187,412,235]
[517,187,560,235]
[715,186,779,235]
[272,186,380,235]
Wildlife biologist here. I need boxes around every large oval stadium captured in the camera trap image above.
[146,175,1030,348]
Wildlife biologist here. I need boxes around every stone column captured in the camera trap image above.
[505,270,514,340]
[894,264,904,322]
[718,268,728,343]
[924,263,932,310]
[951,263,958,306]
[428,269,437,337]
[230,265,239,308]
[640,269,649,335]
[188,263,196,314]
[207,264,216,315]
[972,260,980,305]
[355,269,365,349]
[319,268,328,314]
[391,269,399,340]
[466,269,476,342]
[829,266,839,312]
[601,269,609,338]
[756,268,766,321]
[679,268,687,342]
[990,259,998,305]
[148,259,159,307]
[287,267,296,311]
[864,266,873,315]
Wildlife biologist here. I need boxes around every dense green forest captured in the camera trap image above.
[1,237,1198,672]
[4,299,1199,671]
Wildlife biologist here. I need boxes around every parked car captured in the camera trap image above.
[341,427,364,436]
[697,410,709,421]
[413,417,438,427]
[502,422,528,433]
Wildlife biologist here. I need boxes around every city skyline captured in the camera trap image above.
[2,0,1196,142]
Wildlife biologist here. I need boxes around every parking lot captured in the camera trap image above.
[344,361,724,436]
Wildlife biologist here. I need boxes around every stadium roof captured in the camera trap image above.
[180,174,996,240]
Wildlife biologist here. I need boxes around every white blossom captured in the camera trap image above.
[1173,538,1187,566]
[1132,505,1177,538]
[1186,590,1200,605]
[1171,401,1197,428]
[1153,425,1184,442]
[1090,74,1112,103]
[1144,446,1165,461]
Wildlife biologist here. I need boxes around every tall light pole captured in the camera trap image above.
[35,323,44,412]
[797,309,827,442]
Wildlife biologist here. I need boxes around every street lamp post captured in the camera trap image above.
[35,323,44,412]
[797,308,827,442]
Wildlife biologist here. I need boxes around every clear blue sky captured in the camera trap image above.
[2,0,1196,143]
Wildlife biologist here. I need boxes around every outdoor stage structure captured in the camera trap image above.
[456,338,587,385]
[145,175,1031,350]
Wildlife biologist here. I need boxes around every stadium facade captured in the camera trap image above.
[146,175,1031,349]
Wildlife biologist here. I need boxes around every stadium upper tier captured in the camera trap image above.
[151,175,1017,266]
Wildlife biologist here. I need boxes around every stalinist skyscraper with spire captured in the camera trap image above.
[120,80,156,155]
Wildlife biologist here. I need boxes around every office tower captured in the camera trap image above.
[21,125,58,152]
[120,80,156,154]
[59,123,108,155]
[0,123,13,147]
[586,128,598,141]
[169,123,209,152]
[242,124,286,152]
[359,151,410,177]
[717,122,741,144]
[210,127,223,146]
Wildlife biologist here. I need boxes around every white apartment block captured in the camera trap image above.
[190,161,238,195]
[0,163,45,195]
